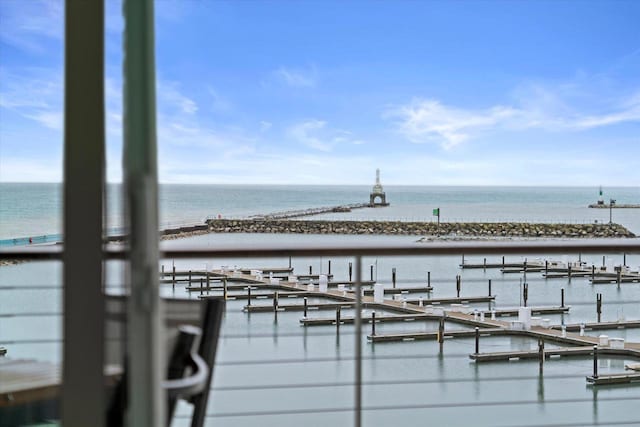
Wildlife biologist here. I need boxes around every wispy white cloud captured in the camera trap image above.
[287,120,365,152]
[259,121,272,132]
[388,88,640,149]
[158,82,198,115]
[0,0,63,52]
[206,86,232,113]
[273,66,317,88]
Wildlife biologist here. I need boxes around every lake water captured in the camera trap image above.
[1,183,640,426]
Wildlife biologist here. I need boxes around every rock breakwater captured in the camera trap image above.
[204,219,635,238]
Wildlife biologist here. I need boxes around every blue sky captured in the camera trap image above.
[1,0,639,185]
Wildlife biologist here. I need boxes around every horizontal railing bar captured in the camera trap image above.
[1,239,639,261]
[172,395,640,418]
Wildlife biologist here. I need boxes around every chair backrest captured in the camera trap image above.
[106,296,225,427]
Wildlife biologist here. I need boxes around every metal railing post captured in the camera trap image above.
[354,256,362,427]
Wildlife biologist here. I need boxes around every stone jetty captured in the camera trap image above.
[204,219,635,238]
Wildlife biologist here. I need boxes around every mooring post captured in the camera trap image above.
[172,265,176,287]
[483,258,486,270]
[545,260,548,276]
[475,327,480,355]
[328,260,332,275]
[303,296,307,318]
[273,290,279,311]
[247,287,252,306]
[438,317,445,350]
[289,256,292,269]
[349,262,353,282]
[428,271,431,288]
[592,265,595,280]
[524,259,527,273]
[602,256,605,267]
[223,278,228,300]
[617,269,622,288]
[371,311,376,336]
[392,268,396,289]
[370,265,374,281]
[623,253,627,267]
[597,293,602,322]
[578,253,582,264]
[561,288,565,308]
[488,279,492,297]
[523,283,528,307]
[461,254,465,266]
[206,272,210,289]
[593,346,598,379]
[309,265,312,275]
[456,275,461,298]
[199,278,203,295]
[568,264,572,281]
[188,270,192,285]
[538,339,544,374]
[336,305,341,329]
[502,256,505,268]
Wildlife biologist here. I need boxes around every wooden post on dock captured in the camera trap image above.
[392,268,396,288]
[289,256,292,269]
[568,264,572,281]
[483,258,486,270]
[438,317,445,350]
[303,297,307,318]
[200,279,203,295]
[188,270,192,285]
[336,306,341,329]
[273,291,279,311]
[502,256,505,268]
[461,254,465,265]
[328,260,332,275]
[370,265,374,281]
[596,293,602,322]
[593,346,598,379]
[349,262,353,282]
[523,283,528,307]
[488,279,492,297]
[456,275,461,298]
[617,269,622,288]
[223,278,228,300]
[591,265,595,280]
[623,253,627,267]
[602,256,605,267]
[371,311,376,336]
[428,271,431,288]
[172,265,176,287]
[309,265,312,275]
[545,260,548,276]
[474,327,480,355]
[524,259,527,273]
[247,287,252,306]
[538,339,544,374]
[561,288,565,308]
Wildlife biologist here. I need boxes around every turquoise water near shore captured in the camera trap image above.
[2,183,640,426]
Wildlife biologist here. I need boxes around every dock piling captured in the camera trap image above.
[475,327,480,355]
[538,339,544,374]
[392,268,396,288]
[328,260,332,275]
[303,297,308,318]
[483,258,486,270]
[523,283,528,307]
[188,270,192,285]
[336,306,341,329]
[461,254,465,265]
[488,279,492,297]
[593,346,598,379]
[247,287,252,306]
[456,275,461,298]
[223,278,228,300]
[349,262,353,282]
[545,260,548,276]
[428,271,431,288]
[371,311,376,336]
[602,256,605,267]
[591,265,595,280]
[309,265,312,275]
[172,265,176,287]
[623,253,627,266]
[289,256,292,269]
[502,256,505,268]
[568,264,572,281]
[273,290,279,311]
[617,269,622,288]
[561,288,565,308]
[596,293,602,323]
[370,265,374,281]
